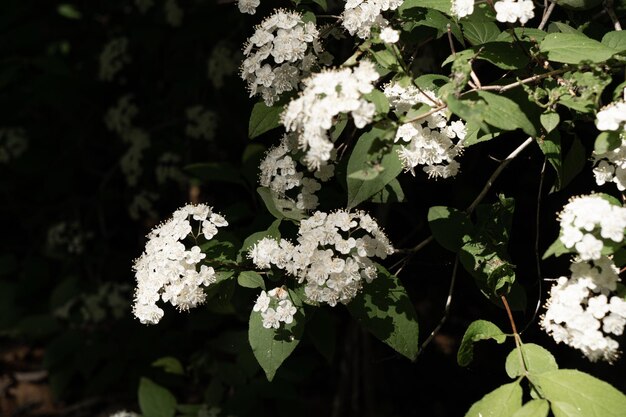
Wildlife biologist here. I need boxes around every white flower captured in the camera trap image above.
[282,61,379,170]
[494,0,534,25]
[132,204,228,324]
[186,106,218,140]
[596,101,626,132]
[451,0,474,18]
[342,0,404,39]
[110,410,140,417]
[261,307,280,328]
[240,10,325,106]
[541,257,626,362]
[238,0,260,14]
[380,27,399,43]
[592,105,626,191]
[253,291,271,312]
[248,210,394,306]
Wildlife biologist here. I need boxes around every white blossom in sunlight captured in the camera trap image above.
[258,133,334,210]
[99,37,130,82]
[558,194,626,261]
[596,100,626,132]
[132,204,228,324]
[186,106,218,140]
[342,0,404,39]
[541,257,626,362]
[282,61,379,170]
[238,0,260,14]
[164,0,183,27]
[253,287,297,329]
[494,0,534,25]
[248,210,394,306]
[451,0,474,18]
[384,82,465,179]
[592,100,626,191]
[240,9,328,106]
[379,27,399,43]
[0,128,28,163]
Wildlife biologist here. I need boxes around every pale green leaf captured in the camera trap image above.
[602,31,626,53]
[347,264,419,360]
[462,20,501,45]
[505,343,558,378]
[530,369,626,417]
[399,0,452,16]
[465,381,523,417]
[457,320,507,367]
[257,187,306,221]
[511,400,549,417]
[540,112,560,133]
[540,33,617,64]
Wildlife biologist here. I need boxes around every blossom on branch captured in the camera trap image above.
[132,204,228,324]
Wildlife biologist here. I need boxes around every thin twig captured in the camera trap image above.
[477,68,569,93]
[538,2,556,31]
[466,137,534,213]
[501,295,529,374]
[417,255,460,356]
[605,0,623,30]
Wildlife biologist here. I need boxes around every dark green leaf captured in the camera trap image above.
[594,131,622,154]
[540,33,617,64]
[257,187,306,221]
[476,91,537,137]
[505,343,558,378]
[542,237,570,259]
[249,101,283,139]
[249,290,305,381]
[237,271,266,289]
[462,20,501,45]
[536,131,562,190]
[138,377,177,417]
[370,178,405,203]
[560,136,586,190]
[399,0,453,16]
[346,126,403,208]
[428,206,473,252]
[457,320,507,367]
[347,264,419,360]
[364,89,390,115]
[152,357,184,375]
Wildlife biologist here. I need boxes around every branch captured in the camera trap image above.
[538,2,556,31]
[477,68,569,93]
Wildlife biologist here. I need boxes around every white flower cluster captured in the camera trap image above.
[593,100,626,191]
[99,37,130,82]
[342,0,404,39]
[164,0,183,27]
[0,128,28,163]
[156,152,185,185]
[186,106,218,141]
[129,190,159,220]
[541,257,626,362]
[282,61,379,170]
[208,42,240,89]
[259,134,334,210]
[253,287,297,329]
[379,27,400,44]
[451,0,474,18]
[558,195,626,261]
[494,0,534,25]
[105,96,151,186]
[240,10,325,106]
[47,221,93,255]
[238,0,260,14]
[110,410,140,417]
[248,210,394,306]
[384,82,466,178]
[132,204,228,324]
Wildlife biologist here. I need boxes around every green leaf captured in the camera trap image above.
[312,0,328,10]
[465,381,523,417]
[540,33,617,64]
[476,91,537,137]
[364,89,390,115]
[511,400,549,417]
[371,48,398,70]
[307,308,336,363]
[57,4,82,19]
[540,112,560,134]
[542,237,570,259]
[151,357,184,375]
[536,130,562,190]
[399,0,453,16]
[476,42,530,70]
[257,187,306,221]
[347,264,419,360]
[248,101,283,139]
[138,377,177,417]
[462,20,501,46]
[594,131,622,154]
[457,320,507,367]
[459,240,516,301]
[248,290,305,381]
[370,178,405,203]
[237,271,266,289]
[530,370,626,417]
[427,206,473,252]
[346,126,403,208]
[505,343,558,378]
[602,31,626,53]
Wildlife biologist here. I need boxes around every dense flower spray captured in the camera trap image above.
[132,204,228,324]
